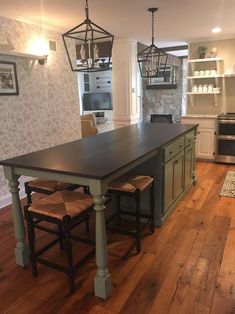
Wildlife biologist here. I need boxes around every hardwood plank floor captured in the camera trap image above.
[0,162,235,314]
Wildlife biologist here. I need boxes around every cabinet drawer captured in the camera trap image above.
[164,137,184,162]
[185,131,195,147]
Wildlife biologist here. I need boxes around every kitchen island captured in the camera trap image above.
[0,122,197,299]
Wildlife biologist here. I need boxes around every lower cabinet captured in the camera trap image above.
[196,128,215,159]
[163,131,195,217]
[164,151,184,214]
[181,116,216,160]
[184,144,194,188]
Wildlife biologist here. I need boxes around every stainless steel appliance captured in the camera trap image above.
[216,113,235,163]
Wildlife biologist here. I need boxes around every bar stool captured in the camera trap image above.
[106,175,155,253]
[24,189,95,293]
[24,179,89,205]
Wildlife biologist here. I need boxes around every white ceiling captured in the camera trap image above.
[1,0,235,48]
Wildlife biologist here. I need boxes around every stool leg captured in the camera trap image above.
[58,225,64,250]
[63,216,75,293]
[25,182,32,205]
[24,207,38,276]
[150,181,155,234]
[135,191,141,253]
[85,215,90,233]
[116,194,121,225]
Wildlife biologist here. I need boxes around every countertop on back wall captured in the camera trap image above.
[181,114,218,119]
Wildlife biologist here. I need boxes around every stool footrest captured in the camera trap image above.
[34,224,59,236]
[35,239,59,257]
[74,248,95,271]
[70,235,95,246]
[36,257,67,273]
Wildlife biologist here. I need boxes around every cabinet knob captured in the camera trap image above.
[198,131,201,134]
[169,151,173,154]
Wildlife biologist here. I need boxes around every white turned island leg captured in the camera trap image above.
[3,166,29,266]
[93,194,112,299]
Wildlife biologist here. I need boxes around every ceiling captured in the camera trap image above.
[1,0,235,49]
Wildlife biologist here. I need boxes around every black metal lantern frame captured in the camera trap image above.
[137,8,168,79]
[62,0,114,72]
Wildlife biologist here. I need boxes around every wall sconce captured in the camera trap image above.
[38,55,48,65]
[28,36,50,65]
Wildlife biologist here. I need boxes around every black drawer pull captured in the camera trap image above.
[169,151,173,154]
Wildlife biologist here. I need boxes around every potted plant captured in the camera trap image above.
[197,46,208,59]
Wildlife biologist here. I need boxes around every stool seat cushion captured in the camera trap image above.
[28,179,74,192]
[29,190,94,220]
[108,175,153,193]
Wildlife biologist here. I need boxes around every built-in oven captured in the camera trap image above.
[215,113,235,163]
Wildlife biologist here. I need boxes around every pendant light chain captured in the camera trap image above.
[151,10,154,45]
[85,0,89,20]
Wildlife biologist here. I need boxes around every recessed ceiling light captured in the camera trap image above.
[212,27,222,33]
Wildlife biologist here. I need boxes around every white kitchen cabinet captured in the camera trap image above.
[196,128,215,159]
[181,115,217,160]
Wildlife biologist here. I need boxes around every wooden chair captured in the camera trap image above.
[106,175,155,253]
[23,189,95,293]
[150,114,173,123]
[24,179,89,205]
[81,113,98,138]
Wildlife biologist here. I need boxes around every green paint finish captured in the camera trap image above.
[163,130,196,218]
[164,136,185,163]
[184,144,194,189]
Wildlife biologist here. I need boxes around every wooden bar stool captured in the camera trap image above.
[106,175,155,253]
[24,189,95,293]
[24,179,89,205]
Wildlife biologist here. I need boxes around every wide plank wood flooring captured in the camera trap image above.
[0,161,235,314]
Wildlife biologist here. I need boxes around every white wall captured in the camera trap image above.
[0,16,81,208]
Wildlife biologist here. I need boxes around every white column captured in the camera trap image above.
[112,39,140,129]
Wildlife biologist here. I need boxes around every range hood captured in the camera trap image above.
[224,64,235,77]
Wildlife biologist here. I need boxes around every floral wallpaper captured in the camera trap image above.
[0,16,81,205]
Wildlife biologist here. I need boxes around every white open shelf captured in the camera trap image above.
[187,91,221,95]
[187,75,222,79]
[0,50,41,59]
[188,57,223,63]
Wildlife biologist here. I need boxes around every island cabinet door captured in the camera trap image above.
[184,144,194,188]
[164,151,184,214]
[172,152,184,200]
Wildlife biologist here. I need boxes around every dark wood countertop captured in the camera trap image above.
[0,123,197,180]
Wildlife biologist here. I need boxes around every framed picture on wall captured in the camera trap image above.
[0,61,19,96]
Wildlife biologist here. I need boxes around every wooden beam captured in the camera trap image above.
[161,45,188,52]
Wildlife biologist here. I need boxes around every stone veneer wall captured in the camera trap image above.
[142,58,188,122]
[0,16,81,208]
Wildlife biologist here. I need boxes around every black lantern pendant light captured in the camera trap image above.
[137,8,168,78]
[62,0,114,72]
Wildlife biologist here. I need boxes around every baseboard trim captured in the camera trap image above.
[0,190,26,209]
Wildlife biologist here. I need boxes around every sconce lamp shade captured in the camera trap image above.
[62,0,114,72]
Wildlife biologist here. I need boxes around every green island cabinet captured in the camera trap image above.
[163,129,196,219]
